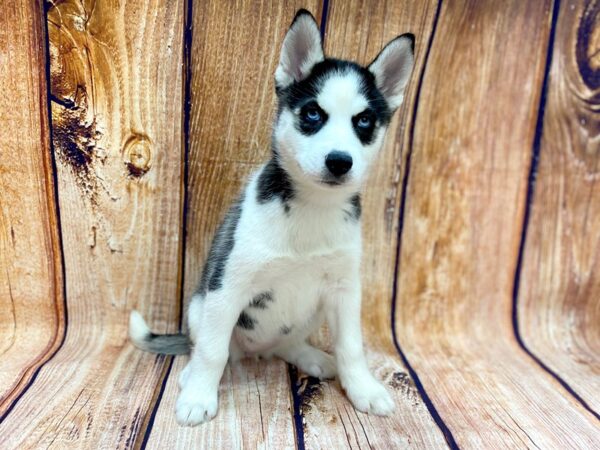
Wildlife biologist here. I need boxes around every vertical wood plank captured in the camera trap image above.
[145,1,320,448]
[0,0,185,447]
[395,0,600,447]
[0,0,64,414]
[296,1,450,448]
[519,0,600,415]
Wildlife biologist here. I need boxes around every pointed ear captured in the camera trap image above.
[368,34,415,110]
[275,9,324,89]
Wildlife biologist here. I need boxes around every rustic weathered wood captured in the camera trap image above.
[0,0,185,448]
[0,0,64,415]
[295,1,450,448]
[2,1,599,448]
[144,1,321,447]
[519,0,600,415]
[395,0,600,447]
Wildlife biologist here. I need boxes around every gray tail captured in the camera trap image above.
[129,310,191,355]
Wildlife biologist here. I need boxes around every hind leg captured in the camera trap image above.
[275,340,337,379]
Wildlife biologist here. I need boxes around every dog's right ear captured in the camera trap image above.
[275,9,324,90]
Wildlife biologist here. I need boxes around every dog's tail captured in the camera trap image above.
[129,310,191,355]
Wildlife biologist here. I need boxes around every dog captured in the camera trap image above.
[129,9,415,426]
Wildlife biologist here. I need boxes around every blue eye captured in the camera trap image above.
[305,108,321,122]
[357,116,372,128]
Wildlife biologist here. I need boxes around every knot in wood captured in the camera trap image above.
[577,2,600,89]
[124,135,152,177]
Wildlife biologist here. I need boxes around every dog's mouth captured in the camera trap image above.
[320,173,349,186]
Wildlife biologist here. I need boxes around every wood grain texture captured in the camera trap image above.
[394,0,600,447]
[0,0,64,414]
[296,1,450,448]
[144,1,321,447]
[0,0,185,448]
[519,0,600,415]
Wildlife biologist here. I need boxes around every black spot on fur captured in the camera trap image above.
[250,291,274,309]
[197,195,244,294]
[344,194,361,221]
[257,158,295,210]
[350,194,361,220]
[236,311,256,330]
[280,325,292,335]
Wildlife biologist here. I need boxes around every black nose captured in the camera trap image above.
[325,151,353,177]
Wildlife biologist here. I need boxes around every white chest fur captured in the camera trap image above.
[228,171,362,354]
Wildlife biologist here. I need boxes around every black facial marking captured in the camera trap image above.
[250,291,274,309]
[276,58,392,142]
[280,325,292,335]
[257,157,295,212]
[352,109,377,145]
[297,100,328,135]
[236,311,256,330]
[197,195,244,294]
[343,194,362,221]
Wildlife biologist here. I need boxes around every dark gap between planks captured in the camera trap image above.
[138,0,195,446]
[389,1,459,448]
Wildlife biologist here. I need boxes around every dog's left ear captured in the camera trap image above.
[368,34,415,110]
[275,9,324,89]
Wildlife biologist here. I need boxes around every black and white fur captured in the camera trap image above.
[130,10,415,426]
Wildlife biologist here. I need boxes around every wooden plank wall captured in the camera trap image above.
[394,0,600,447]
[0,0,599,448]
[0,0,64,416]
[1,0,186,448]
[518,0,600,416]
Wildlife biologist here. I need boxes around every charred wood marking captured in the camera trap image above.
[47,9,103,202]
[388,371,421,406]
[48,3,154,205]
[51,101,102,200]
[289,365,325,429]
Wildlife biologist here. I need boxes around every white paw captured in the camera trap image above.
[178,363,191,389]
[297,350,337,379]
[344,377,395,416]
[175,385,218,426]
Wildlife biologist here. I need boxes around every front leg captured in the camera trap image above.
[176,289,242,426]
[328,279,395,415]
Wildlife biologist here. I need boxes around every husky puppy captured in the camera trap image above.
[130,9,414,426]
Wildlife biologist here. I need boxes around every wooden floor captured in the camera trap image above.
[1,0,599,448]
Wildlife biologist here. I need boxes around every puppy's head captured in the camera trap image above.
[273,10,415,192]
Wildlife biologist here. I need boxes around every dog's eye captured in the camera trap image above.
[305,108,321,122]
[298,102,327,134]
[357,116,372,128]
